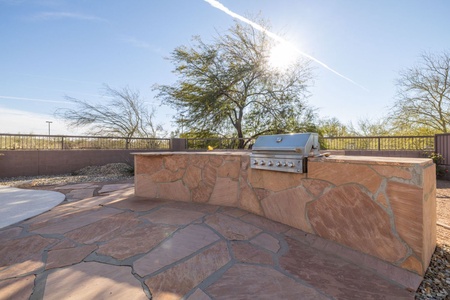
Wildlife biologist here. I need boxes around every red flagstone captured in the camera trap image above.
[141,207,204,225]
[206,264,329,299]
[134,224,220,276]
[97,224,178,260]
[205,213,261,241]
[44,262,147,300]
[46,244,97,270]
[145,241,230,300]
[0,275,35,300]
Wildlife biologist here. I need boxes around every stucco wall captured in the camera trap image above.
[0,150,162,178]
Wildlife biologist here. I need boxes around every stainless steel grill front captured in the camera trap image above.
[250,133,320,173]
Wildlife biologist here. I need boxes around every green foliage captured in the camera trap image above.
[429,152,448,177]
[156,19,313,145]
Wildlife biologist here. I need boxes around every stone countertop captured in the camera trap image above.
[132,151,251,156]
[133,152,433,167]
[310,155,434,167]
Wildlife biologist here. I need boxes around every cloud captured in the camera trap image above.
[0,106,79,135]
[204,0,367,90]
[30,11,107,22]
[120,36,162,53]
[0,95,71,104]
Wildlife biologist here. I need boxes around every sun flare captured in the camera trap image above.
[268,42,300,70]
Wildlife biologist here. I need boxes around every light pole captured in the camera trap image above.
[46,121,53,135]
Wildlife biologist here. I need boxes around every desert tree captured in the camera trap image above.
[389,51,450,133]
[56,85,164,141]
[156,19,314,148]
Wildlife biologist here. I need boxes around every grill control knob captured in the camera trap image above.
[276,161,281,167]
[259,160,265,165]
[252,159,258,165]
[268,161,273,166]
[288,162,294,168]
[283,162,288,167]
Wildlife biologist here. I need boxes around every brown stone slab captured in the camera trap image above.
[106,196,170,212]
[0,275,35,300]
[107,196,169,212]
[206,264,328,300]
[186,289,211,300]
[239,213,291,234]
[98,224,178,260]
[183,165,202,189]
[205,213,261,241]
[44,262,147,300]
[135,155,163,175]
[308,161,383,194]
[158,181,190,201]
[387,181,424,258]
[238,182,263,215]
[0,235,56,280]
[231,242,274,265]
[250,233,280,253]
[308,184,408,263]
[98,183,134,194]
[261,187,314,233]
[145,241,230,300]
[134,224,220,276]
[30,207,122,235]
[209,177,238,206]
[66,188,95,201]
[65,211,141,244]
[220,207,248,218]
[0,227,22,242]
[142,207,205,225]
[279,237,413,299]
[164,201,219,214]
[310,155,432,167]
[46,244,97,270]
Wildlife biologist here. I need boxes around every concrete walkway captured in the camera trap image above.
[0,186,65,229]
[0,181,416,299]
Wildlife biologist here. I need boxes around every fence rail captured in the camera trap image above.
[0,133,437,151]
[0,134,171,150]
[321,135,435,151]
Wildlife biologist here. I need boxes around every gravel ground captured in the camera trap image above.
[0,167,448,299]
[0,163,133,188]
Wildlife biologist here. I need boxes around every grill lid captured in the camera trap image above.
[252,133,320,156]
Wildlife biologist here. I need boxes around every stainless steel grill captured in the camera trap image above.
[250,133,320,173]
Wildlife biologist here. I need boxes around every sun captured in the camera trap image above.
[268,42,300,70]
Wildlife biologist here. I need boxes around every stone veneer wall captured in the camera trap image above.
[134,152,436,277]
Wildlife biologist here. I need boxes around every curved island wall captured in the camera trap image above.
[133,151,436,284]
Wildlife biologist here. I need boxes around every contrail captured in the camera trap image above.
[204,0,367,90]
[0,95,71,104]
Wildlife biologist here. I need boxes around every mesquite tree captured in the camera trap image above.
[156,20,314,147]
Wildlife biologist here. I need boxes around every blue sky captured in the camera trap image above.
[1,0,449,135]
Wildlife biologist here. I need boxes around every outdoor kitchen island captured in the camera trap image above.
[133,151,436,290]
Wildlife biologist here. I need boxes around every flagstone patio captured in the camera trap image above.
[0,181,416,299]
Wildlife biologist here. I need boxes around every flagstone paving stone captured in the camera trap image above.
[0,180,416,299]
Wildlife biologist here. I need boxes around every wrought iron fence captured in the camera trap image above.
[0,133,437,151]
[320,135,435,151]
[0,134,171,150]
[186,137,255,150]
